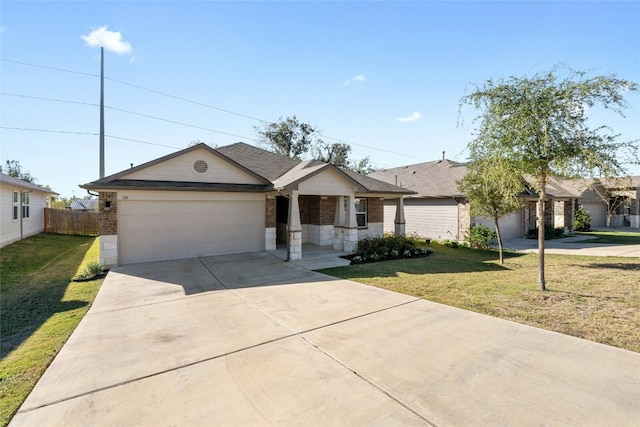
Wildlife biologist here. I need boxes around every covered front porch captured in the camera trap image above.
[265,193,408,261]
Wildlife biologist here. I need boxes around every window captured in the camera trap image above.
[355,198,367,228]
[22,193,30,219]
[12,191,18,220]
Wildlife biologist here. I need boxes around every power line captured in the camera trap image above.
[1,92,257,141]
[0,126,182,150]
[1,58,430,161]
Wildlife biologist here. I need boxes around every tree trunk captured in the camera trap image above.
[537,173,547,291]
[494,217,504,265]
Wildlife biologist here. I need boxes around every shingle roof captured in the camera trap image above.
[216,142,299,181]
[341,168,415,194]
[81,142,410,196]
[0,173,58,194]
[368,160,468,198]
[69,198,99,210]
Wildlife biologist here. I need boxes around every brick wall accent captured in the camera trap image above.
[319,197,336,225]
[265,197,276,228]
[544,200,553,226]
[367,198,383,224]
[564,200,574,232]
[98,191,118,235]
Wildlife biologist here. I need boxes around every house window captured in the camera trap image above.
[22,193,30,219]
[355,198,367,228]
[12,191,18,220]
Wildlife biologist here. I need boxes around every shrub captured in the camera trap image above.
[465,225,497,249]
[528,225,566,240]
[443,240,458,248]
[574,206,591,232]
[351,256,363,264]
[83,261,103,278]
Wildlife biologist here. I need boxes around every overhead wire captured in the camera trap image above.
[1,58,429,163]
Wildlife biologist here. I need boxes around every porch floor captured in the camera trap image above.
[267,243,352,270]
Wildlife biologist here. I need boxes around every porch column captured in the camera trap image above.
[287,191,302,260]
[394,197,406,236]
[630,188,640,229]
[343,195,358,253]
[333,196,345,251]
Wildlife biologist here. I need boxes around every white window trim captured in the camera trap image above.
[12,191,19,221]
[22,192,30,219]
[355,198,367,229]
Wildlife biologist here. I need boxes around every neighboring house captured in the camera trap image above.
[69,198,99,211]
[369,159,477,240]
[80,143,413,266]
[369,160,640,241]
[546,176,640,229]
[0,173,57,248]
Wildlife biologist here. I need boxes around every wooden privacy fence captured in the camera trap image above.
[44,208,99,236]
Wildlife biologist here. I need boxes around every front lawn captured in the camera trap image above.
[319,243,640,353]
[575,230,640,244]
[0,234,104,427]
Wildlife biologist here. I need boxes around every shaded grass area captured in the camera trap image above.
[319,243,640,353]
[0,234,103,426]
[575,230,640,244]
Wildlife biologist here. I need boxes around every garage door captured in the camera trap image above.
[473,210,524,239]
[384,199,458,240]
[119,199,264,264]
[582,203,606,228]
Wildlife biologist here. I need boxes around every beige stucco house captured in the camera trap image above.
[81,143,413,266]
[0,173,57,248]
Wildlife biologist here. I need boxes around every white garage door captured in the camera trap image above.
[582,203,606,228]
[384,199,459,240]
[473,210,524,239]
[119,199,264,264]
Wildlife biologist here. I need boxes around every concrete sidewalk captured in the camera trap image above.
[502,234,640,257]
[11,252,640,426]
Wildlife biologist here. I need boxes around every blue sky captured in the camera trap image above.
[1,1,639,197]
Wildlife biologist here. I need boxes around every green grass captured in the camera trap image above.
[319,243,640,353]
[575,230,640,244]
[0,233,104,427]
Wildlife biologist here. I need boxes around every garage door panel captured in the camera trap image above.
[473,210,524,239]
[119,200,264,264]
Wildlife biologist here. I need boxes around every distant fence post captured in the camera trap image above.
[44,208,99,236]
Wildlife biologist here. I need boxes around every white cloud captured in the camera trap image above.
[81,26,132,54]
[344,74,365,86]
[397,111,421,123]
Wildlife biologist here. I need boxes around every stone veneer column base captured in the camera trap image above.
[395,222,406,236]
[100,235,118,267]
[629,215,639,229]
[289,230,302,260]
[333,226,344,251]
[343,228,358,253]
[265,227,276,250]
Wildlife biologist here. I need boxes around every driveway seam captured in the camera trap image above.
[199,259,436,425]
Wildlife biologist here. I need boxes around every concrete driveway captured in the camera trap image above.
[11,252,640,426]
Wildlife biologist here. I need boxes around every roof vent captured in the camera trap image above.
[193,160,208,173]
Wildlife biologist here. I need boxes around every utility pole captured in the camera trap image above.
[99,46,105,179]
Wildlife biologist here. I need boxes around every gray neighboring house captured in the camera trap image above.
[370,160,640,241]
[81,143,413,266]
[69,198,99,211]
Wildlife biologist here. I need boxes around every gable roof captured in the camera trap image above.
[216,142,299,181]
[368,159,468,198]
[0,173,58,194]
[370,158,639,201]
[81,142,411,195]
